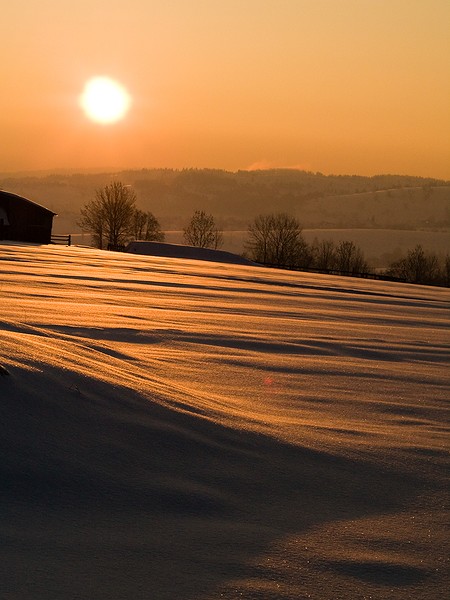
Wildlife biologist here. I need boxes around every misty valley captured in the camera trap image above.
[1,168,449,270]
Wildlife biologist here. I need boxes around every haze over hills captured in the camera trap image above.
[1,169,449,229]
[1,169,449,265]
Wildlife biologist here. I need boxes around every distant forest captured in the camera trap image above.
[1,168,449,232]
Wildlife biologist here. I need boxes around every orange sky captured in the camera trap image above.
[2,0,450,178]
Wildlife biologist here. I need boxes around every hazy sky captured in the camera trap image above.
[2,0,449,178]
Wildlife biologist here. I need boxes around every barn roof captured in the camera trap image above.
[0,190,57,215]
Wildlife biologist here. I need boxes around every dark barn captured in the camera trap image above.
[0,191,56,244]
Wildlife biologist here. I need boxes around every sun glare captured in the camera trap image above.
[80,76,131,124]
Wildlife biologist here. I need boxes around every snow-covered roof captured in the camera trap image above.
[126,240,254,265]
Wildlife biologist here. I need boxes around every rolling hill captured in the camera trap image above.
[1,242,448,599]
[1,169,449,232]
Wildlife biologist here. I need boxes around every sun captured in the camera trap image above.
[80,76,131,124]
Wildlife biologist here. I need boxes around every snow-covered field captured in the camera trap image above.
[1,242,449,600]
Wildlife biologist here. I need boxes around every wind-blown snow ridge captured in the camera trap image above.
[1,242,449,600]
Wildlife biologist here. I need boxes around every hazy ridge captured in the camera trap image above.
[1,168,449,232]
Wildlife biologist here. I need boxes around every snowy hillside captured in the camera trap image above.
[1,242,449,600]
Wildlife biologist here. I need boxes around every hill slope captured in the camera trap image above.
[1,169,449,231]
[1,243,449,599]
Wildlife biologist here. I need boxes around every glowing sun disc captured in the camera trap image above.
[80,76,131,124]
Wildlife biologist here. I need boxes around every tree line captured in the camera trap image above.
[79,182,449,286]
[245,216,449,285]
[386,245,450,286]
[244,212,369,273]
[78,182,164,250]
[9,167,448,232]
[78,182,223,251]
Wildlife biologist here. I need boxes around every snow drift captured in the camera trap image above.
[126,240,254,265]
[0,242,448,600]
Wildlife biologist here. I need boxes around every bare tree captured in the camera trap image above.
[144,212,165,242]
[335,240,368,273]
[444,254,450,286]
[387,245,441,284]
[131,210,165,242]
[245,213,306,267]
[311,239,337,270]
[183,210,223,249]
[131,209,148,240]
[78,182,136,249]
[78,196,105,249]
[245,214,272,263]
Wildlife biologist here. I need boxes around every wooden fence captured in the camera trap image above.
[51,234,71,246]
[259,262,406,283]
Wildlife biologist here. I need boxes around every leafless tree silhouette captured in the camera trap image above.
[335,240,368,273]
[131,209,165,242]
[183,210,223,249]
[387,245,442,284]
[78,182,137,249]
[245,213,308,267]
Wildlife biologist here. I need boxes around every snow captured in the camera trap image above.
[126,240,255,265]
[1,242,449,600]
